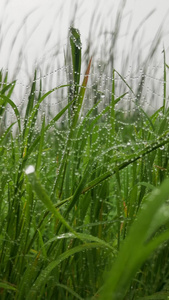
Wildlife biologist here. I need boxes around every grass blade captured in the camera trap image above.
[0,94,21,131]
[101,178,169,300]
[25,166,81,239]
[70,26,82,97]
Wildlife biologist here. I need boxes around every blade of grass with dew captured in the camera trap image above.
[110,69,116,141]
[114,68,136,97]
[100,178,169,300]
[158,116,167,135]
[70,26,82,97]
[22,84,69,158]
[81,132,169,194]
[115,167,122,250]
[0,122,16,143]
[25,97,74,160]
[74,92,127,177]
[63,159,92,218]
[55,148,158,205]
[35,115,45,175]
[0,95,21,131]
[25,166,81,239]
[52,57,92,197]
[43,232,115,253]
[0,80,16,97]
[76,82,126,135]
[137,105,155,133]
[24,242,111,300]
[23,83,69,141]
[73,102,112,175]
[88,92,127,133]
[22,70,37,139]
[71,57,92,129]
[76,98,102,139]
[37,229,47,260]
[49,159,93,239]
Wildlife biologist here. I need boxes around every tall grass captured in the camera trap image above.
[1,2,169,300]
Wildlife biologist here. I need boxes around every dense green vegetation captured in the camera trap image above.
[1,22,169,300]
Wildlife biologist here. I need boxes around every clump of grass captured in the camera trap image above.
[0,8,169,300]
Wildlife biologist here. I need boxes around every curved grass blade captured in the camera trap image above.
[23,84,69,139]
[25,97,74,159]
[0,80,16,97]
[54,283,84,300]
[43,232,114,251]
[0,122,16,144]
[22,84,69,157]
[0,95,21,131]
[114,69,136,97]
[0,281,17,292]
[138,106,155,132]
[101,178,169,300]
[82,133,169,194]
[39,132,169,209]
[25,166,80,239]
[25,242,109,299]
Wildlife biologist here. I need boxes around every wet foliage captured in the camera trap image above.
[0,7,169,300]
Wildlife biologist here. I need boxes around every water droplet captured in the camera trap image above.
[25,165,35,175]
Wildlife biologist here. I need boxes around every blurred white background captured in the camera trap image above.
[0,0,169,103]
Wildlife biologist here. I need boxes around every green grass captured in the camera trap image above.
[1,22,169,300]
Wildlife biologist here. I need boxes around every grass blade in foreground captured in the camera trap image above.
[25,166,80,239]
[100,178,169,300]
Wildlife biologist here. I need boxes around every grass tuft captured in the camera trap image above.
[0,16,169,300]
